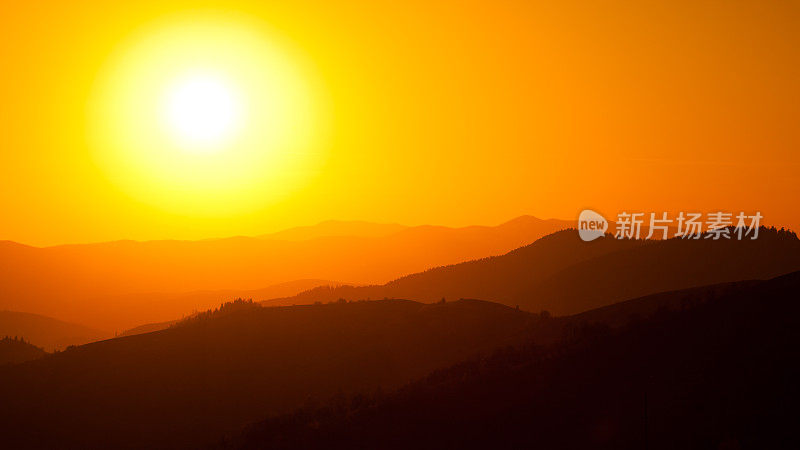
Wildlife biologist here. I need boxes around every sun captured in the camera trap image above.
[163,73,243,150]
[88,12,327,215]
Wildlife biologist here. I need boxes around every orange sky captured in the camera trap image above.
[2,0,799,246]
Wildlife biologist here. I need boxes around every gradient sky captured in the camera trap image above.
[2,0,799,246]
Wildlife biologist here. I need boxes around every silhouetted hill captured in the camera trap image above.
[103,279,344,335]
[119,281,345,337]
[525,227,800,314]
[264,229,642,306]
[0,336,47,365]
[271,227,800,315]
[0,298,533,449]
[223,271,800,450]
[520,278,760,347]
[0,215,570,330]
[0,311,108,351]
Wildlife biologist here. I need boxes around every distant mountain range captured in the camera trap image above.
[0,216,571,330]
[7,223,797,350]
[2,219,797,448]
[257,220,407,241]
[269,227,800,315]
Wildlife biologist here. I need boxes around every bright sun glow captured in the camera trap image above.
[163,74,243,149]
[89,13,327,215]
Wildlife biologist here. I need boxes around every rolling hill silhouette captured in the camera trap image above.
[0,336,47,365]
[270,227,800,315]
[0,216,570,330]
[0,310,108,351]
[0,298,534,449]
[115,280,345,337]
[96,279,344,335]
[4,270,794,448]
[222,271,800,450]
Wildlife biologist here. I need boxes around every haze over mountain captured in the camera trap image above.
[90,279,344,335]
[272,227,800,315]
[257,220,407,241]
[114,279,343,337]
[225,271,800,450]
[0,311,108,351]
[0,216,570,330]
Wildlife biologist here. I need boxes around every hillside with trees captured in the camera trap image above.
[0,311,108,351]
[0,336,47,365]
[0,298,534,449]
[223,271,800,450]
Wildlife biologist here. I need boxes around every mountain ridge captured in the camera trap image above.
[264,227,800,315]
[0,215,571,330]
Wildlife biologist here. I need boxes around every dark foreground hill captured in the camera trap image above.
[223,271,800,450]
[0,298,533,449]
[0,336,47,365]
[272,227,800,315]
